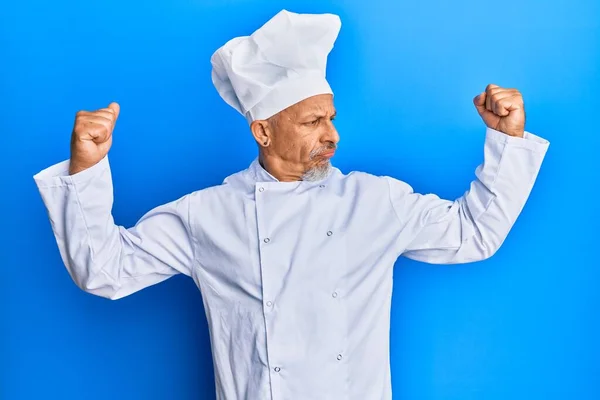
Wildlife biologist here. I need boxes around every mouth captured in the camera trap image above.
[318,150,336,158]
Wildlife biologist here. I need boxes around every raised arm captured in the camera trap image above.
[388,85,549,264]
[33,103,195,299]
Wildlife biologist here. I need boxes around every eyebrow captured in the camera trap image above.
[304,111,337,120]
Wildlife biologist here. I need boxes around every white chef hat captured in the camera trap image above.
[210,9,341,123]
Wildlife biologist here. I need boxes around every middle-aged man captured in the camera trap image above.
[33,9,549,400]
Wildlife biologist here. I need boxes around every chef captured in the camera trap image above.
[33,9,549,400]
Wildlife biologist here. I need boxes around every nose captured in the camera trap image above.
[322,120,340,146]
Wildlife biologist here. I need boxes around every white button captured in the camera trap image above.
[274,367,281,372]
[319,184,325,188]
[332,292,338,298]
[337,354,343,360]
[258,187,264,192]
[264,238,270,243]
[266,301,273,307]
[327,231,333,236]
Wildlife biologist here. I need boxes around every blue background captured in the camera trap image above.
[2,0,598,399]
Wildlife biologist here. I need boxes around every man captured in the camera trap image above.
[33,9,549,400]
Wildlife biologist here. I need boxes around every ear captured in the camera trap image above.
[250,119,271,147]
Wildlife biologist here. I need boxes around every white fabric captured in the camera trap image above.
[33,128,549,399]
[211,9,340,122]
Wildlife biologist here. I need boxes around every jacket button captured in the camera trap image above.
[274,367,281,372]
[337,354,343,361]
[258,187,264,192]
[263,238,270,243]
[327,231,333,236]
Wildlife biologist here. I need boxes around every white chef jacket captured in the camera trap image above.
[33,127,549,399]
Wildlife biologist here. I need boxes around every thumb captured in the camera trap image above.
[473,92,487,116]
[108,102,120,121]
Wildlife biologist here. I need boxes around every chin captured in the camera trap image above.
[302,160,332,182]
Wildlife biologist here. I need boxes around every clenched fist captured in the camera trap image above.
[69,102,120,175]
[473,84,525,138]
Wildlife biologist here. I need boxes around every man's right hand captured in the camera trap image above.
[69,102,120,175]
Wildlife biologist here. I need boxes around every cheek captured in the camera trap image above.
[278,137,305,159]
[277,128,320,159]
[287,136,313,155]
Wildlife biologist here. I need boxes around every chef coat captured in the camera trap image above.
[33,127,549,399]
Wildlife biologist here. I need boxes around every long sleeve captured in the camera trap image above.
[387,127,549,264]
[33,156,196,300]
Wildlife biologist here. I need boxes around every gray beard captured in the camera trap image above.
[302,161,332,182]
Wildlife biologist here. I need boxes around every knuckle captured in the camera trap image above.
[74,121,86,132]
[101,111,114,121]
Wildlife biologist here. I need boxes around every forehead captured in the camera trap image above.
[289,94,335,116]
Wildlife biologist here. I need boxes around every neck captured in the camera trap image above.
[258,153,306,182]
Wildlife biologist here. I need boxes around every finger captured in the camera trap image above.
[81,116,113,129]
[76,110,94,117]
[486,91,493,112]
[485,84,502,111]
[485,83,500,93]
[473,92,486,106]
[487,86,517,96]
[77,106,118,122]
[75,119,112,142]
[493,101,510,117]
[494,95,523,116]
[86,121,112,143]
[107,102,120,120]
[473,92,488,115]
[489,91,518,116]
[92,110,118,122]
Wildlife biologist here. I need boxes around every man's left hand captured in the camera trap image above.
[473,84,525,138]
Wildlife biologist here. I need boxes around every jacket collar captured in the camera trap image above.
[249,157,280,183]
[248,157,335,184]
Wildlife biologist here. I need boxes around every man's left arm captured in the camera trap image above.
[387,84,550,264]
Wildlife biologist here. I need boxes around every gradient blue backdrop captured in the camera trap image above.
[2,0,599,399]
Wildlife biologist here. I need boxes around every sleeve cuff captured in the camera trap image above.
[485,127,550,153]
[33,156,110,188]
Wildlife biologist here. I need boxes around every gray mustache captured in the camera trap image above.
[310,143,337,158]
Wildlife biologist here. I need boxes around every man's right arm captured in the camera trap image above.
[33,103,196,300]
